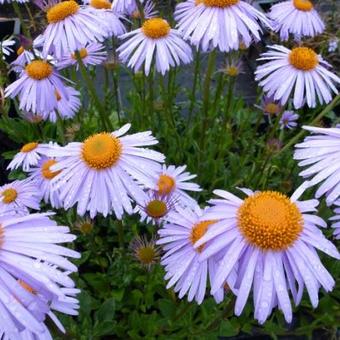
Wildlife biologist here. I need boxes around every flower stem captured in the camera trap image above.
[12,2,31,38]
[75,51,113,131]
[188,49,201,122]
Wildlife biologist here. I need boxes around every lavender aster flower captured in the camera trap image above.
[49,124,165,218]
[294,126,340,205]
[28,157,63,209]
[0,180,41,216]
[195,186,339,323]
[269,0,325,41]
[5,59,70,114]
[112,0,143,15]
[57,42,108,70]
[280,110,299,129]
[7,142,55,172]
[157,205,233,304]
[0,212,80,336]
[117,18,193,75]
[37,0,109,58]
[0,38,15,60]
[255,45,340,109]
[129,0,158,19]
[175,0,271,52]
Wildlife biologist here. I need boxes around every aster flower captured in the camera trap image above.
[0,38,15,60]
[130,235,160,270]
[0,212,80,336]
[175,0,271,52]
[117,18,193,76]
[112,0,141,15]
[150,165,201,208]
[75,216,94,234]
[42,86,81,122]
[0,180,41,216]
[174,0,197,22]
[255,45,340,109]
[194,187,339,324]
[294,125,340,206]
[27,157,63,209]
[135,190,178,224]
[219,58,244,78]
[269,0,325,41]
[280,110,299,130]
[57,42,108,70]
[37,0,109,58]
[129,0,158,19]
[85,0,126,37]
[328,38,338,53]
[157,205,232,304]
[49,124,165,218]
[5,59,70,114]
[330,201,340,239]
[7,142,55,172]
[255,95,283,117]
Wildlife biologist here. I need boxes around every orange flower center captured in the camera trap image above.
[2,188,18,204]
[203,0,239,7]
[25,61,53,80]
[237,191,303,251]
[82,133,122,170]
[17,46,25,56]
[47,1,79,23]
[41,159,62,180]
[137,246,157,264]
[90,0,111,9]
[190,220,217,252]
[264,103,280,115]
[71,48,88,60]
[293,0,313,11]
[142,18,171,39]
[289,47,318,71]
[21,142,38,153]
[157,174,176,195]
[145,199,168,219]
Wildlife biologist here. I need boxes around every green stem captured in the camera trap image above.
[116,220,124,248]
[275,93,340,157]
[24,3,37,33]
[12,2,31,38]
[202,50,216,119]
[188,50,201,122]
[135,0,145,22]
[147,69,154,128]
[75,52,113,131]
[224,77,236,124]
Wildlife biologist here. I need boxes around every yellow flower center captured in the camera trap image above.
[55,90,62,101]
[90,0,111,9]
[17,46,25,56]
[264,103,280,115]
[82,133,122,170]
[226,66,238,77]
[18,280,36,294]
[25,61,53,80]
[137,246,156,265]
[142,18,171,39]
[47,1,80,23]
[157,174,176,195]
[2,188,18,204]
[80,222,93,234]
[41,159,62,180]
[145,199,168,219]
[190,220,217,252]
[293,0,313,11]
[203,0,239,7]
[289,47,318,71]
[21,142,38,153]
[71,48,88,60]
[237,191,303,251]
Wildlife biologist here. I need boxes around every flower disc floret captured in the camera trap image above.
[190,220,217,252]
[237,191,303,250]
[293,0,313,11]
[158,175,175,195]
[41,159,62,179]
[90,0,112,9]
[21,142,38,153]
[142,18,171,39]
[25,61,53,80]
[2,188,18,204]
[47,1,80,23]
[203,0,239,7]
[146,199,168,218]
[289,47,318,71]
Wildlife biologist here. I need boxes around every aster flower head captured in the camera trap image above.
[117,18,193,76]
[129,0,158,19]
[57,42,108,70]
[219,58,244,78]
[49,124,165,218]
[135,190,178,224]
[256,95,283,117]
[75,216,94,234]
[27,157,63,209]
[0,212,80,336]
[1,38,15,60]
[328,38,338,53]
[157,205,231,304]
[255,45,340,109]
[195,186,339,324]
[150,164,201,208]
[41,86,81,122]
[130,234,160,270]
[7,142,55,172]
[280,110,299,130]
[0,180,41,216]
[294,125,340,206]
[175,0,271,52]
[269,0,325,41]
[112,0,142,15]
[37,0,109,58]
[5,59,70,114]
